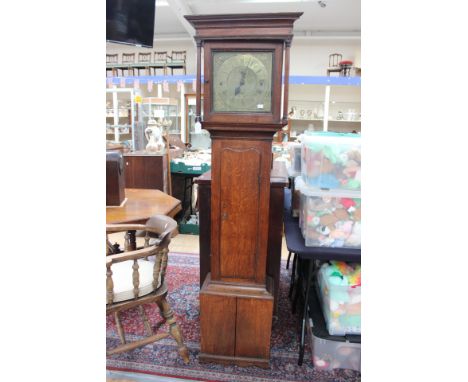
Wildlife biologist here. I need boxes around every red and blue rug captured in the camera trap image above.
[106,252,361,382]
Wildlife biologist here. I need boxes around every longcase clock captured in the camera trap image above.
[185,13,302,368]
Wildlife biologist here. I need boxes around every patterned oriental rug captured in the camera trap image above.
[106,252,361,382]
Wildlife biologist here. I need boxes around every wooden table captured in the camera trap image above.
[106,188,182,224]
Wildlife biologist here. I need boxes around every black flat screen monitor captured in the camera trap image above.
[106,0,156,48]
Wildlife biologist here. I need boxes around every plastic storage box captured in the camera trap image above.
[307,282,361,372]
[170,160,211,175]
[299,185,361,248]
[301,132,361,191]
[317,261,361,336]
[291,175,304,218]
[287,142,302,177]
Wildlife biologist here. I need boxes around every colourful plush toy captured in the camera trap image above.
[301,132,361,191]
[345,222,361,247]
[318,262,361,335]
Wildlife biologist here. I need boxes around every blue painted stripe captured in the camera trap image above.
[106,75,361,86]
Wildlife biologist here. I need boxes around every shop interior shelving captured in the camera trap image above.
[106,75,361,142]
[106,87,137,150]
[140,97,180,135]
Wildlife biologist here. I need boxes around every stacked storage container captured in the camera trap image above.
[287,141,302,177]
[307,278,361,372]
[287,141,303,217]
[317,261,361,336]
[299,132,361,248]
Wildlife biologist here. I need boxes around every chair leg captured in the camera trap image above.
[114,311,126,344]
[138,305,153,336]
[156,297,189,364]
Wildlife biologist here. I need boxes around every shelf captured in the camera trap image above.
[290,118,360,123]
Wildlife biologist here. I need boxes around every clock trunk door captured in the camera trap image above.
[211,139,271,284]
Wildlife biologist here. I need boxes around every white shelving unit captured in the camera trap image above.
[106,87,137,149]
[288,81,361,135]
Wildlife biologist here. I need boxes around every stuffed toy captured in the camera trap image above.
[345,222,361,247]
[318,262,361,335]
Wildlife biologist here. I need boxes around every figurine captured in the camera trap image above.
[145,118,165,154]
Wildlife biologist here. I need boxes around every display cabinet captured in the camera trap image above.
[141,97,180,134]
[106,88,137,150]
[288,82,361,137]
[184,93,210,149]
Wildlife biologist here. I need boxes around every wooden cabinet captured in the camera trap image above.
[106,151,125,206]
[123,152,168,193]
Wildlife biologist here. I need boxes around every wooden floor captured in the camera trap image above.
[107,232,199,254]
[107,232,289,259]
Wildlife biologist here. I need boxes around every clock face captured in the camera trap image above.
[212,51,273,113]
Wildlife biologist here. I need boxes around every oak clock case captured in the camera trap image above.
[185,12,302,369]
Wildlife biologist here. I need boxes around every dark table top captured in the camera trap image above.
[283,188,361,262]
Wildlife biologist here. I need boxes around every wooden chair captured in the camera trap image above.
[121,53,136,76]
[151,51,168,75]
[106,54,119,77]
[327,53,342,76]
[339,60,354,77]
[134,52,152,76]
[167,50,186,75]
[106,215,189,363]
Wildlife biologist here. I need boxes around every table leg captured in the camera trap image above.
[182,177,188,215]
[188,177,194,215]
[298,259,314,366]
[288,252,297,298]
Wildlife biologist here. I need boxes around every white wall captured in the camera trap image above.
[290,39,360,76]
[106,38,361,76]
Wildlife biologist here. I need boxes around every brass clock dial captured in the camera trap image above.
[212,51,273,113]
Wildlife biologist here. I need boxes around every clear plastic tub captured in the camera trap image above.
[301,132,361,191]
[292,175,305,219]
[300,185,361,248]
[317,262,361,336]
[307,281,361,372]
[287,142,302,177]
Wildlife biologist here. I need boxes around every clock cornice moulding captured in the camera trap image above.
[185,12,303,41]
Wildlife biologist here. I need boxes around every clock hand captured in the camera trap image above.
[235,70,247,96]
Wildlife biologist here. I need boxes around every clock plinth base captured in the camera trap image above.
[199,273,274,367]
[199,353,270,369]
